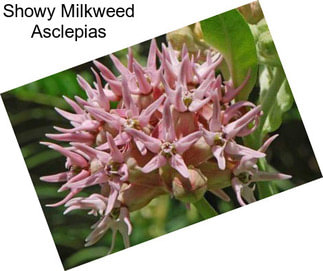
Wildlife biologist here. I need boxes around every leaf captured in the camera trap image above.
[245,65,294,149]
[64,247,108,269]
[260,67,294,134]
[200,9,258,100]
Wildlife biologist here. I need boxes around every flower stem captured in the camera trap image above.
[256,158,276,199]
[193,197,218,219]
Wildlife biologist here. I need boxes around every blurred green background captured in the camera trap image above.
[1,35,321,269]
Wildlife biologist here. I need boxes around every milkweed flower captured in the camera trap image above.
[41,39,290,252]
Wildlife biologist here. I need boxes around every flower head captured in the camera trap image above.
[41,39,291,252]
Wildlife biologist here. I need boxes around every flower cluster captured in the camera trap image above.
[41,40,290,251]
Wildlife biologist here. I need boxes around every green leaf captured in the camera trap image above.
[261,67,294,134]
[192,197,218,219]
[200,9,258,100]
[64,247,108,269]
[245,65,294,149]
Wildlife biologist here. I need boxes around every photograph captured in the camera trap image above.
[1,2,321,269]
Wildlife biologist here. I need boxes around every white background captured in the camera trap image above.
[1,0,323,270]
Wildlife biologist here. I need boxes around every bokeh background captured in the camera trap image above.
[1,35,321,269]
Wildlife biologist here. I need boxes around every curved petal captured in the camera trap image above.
[231,177,246,206]
[162,99,176,142]
[259,134,279,153]
[140,154,167,173]
[174,130,202,154]
[170,154,189,178]
[138,94,165,127]
[125,128,161,153]
[225,141,265,158]
[106,133,124,163]
[41,142,88,168]
[212,145,226,170]
[189,97,211,112]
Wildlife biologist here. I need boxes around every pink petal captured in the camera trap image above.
[63,96,83,114]
[179,55,193,84]
[222,69,251,103]
[53,119,99,133]
[259,134,279,153]
[209,94,222,132]
[105,182,121,215]
[162,99,176,142]
[141,154,167,173]
[125,128,161,153]
[193,76,213,99]
[225,141,265,158]
[174,86,187,112]
[118,163,129,182]
[59,170,91,191]
[46,132,94,144]
[92,68,110,111]
[224,105,261,139]
[170,154,189,178]
[252,172,292,182]
[199,55,223,79]
[55,107,84,123]
[127,47,134,72]
[202,128,217,146]
[85,106,121,130]
[209,188,231,202]
[134,138,147,156]
[147,39,158,68]
[106,78,122,96]
[212,145,226,170]
[93,60,116,81]
[133,62,151,94]
[74,96,91,107]
[160,73,176,101]
[231,177,246,206]
[189,97,211,112]
[77,75,95,99]
[174,130,202,154]
[110,54,131,77]
[40,172,68,183]
[222,101,256,125]
[46,188,82,207]
[41,142,88,168]
[121,77,139,116]
[106,133,124,163]
[138,94,165,127]
[71,142,110,162]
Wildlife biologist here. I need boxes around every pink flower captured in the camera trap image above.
[40,39,291,252]
[125,99,202,178]
[231,135,292,206]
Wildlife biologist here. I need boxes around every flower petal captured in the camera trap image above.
[231,177,246,206]
[141,154,167,173]
[138,94,165,127]
[125,128,161,153]
[174,130,202,154]
[212,145,226,170]
[170,154,189,178]
[106,133,124,163]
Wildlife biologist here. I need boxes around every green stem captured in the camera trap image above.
[244,65,285,149]
[244,66,285,199]
[192,197,218,219]
[256,158,276,199]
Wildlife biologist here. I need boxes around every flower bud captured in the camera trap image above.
[172,168,207,203]
[118,183,166,212]
[238,1,264,25]
[257,30,280,65]
[198,161,232,190]
[166,24,209,56]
